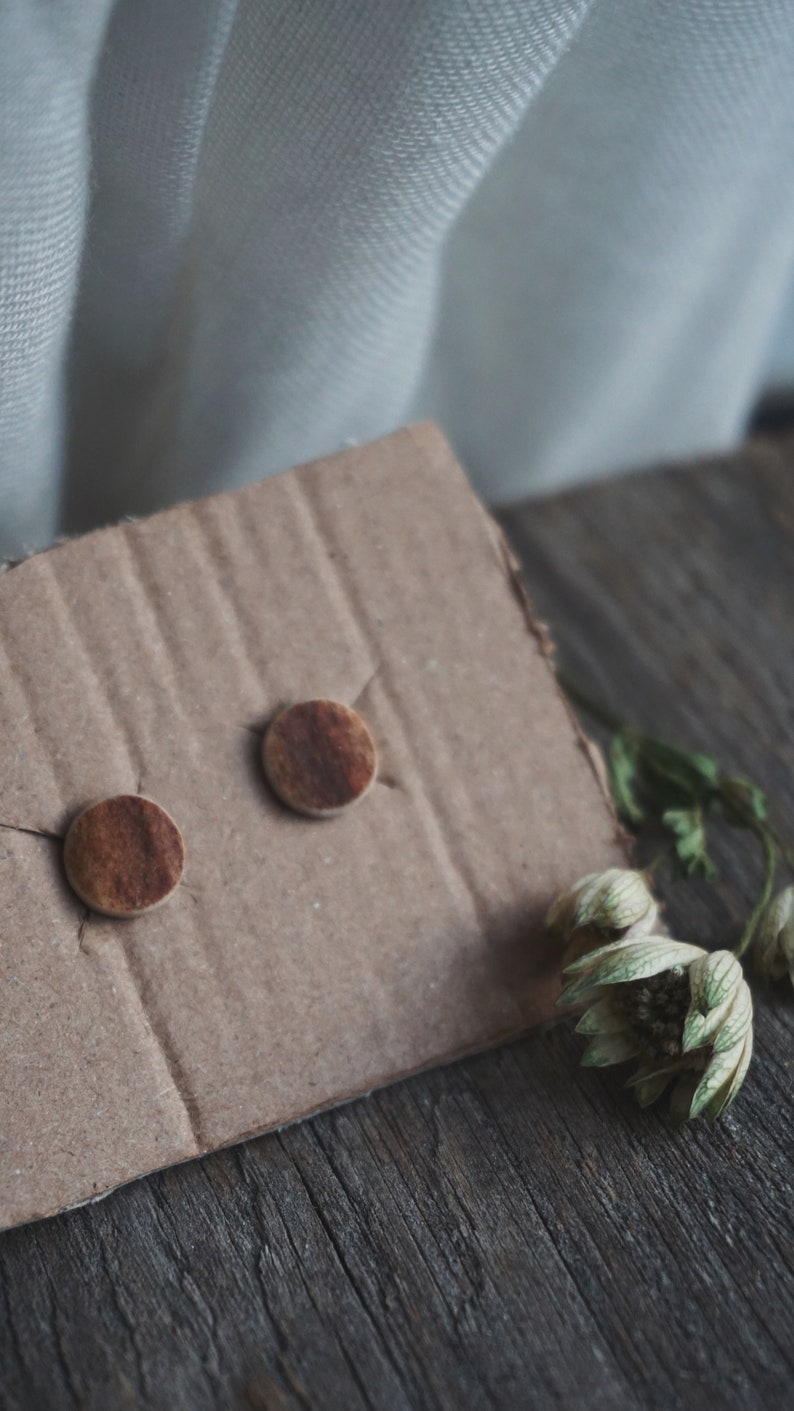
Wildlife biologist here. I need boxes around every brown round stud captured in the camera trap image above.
[263,699,378,818]
[63,795,185,918]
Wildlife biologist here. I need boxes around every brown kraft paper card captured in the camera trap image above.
[0,423,623,1229]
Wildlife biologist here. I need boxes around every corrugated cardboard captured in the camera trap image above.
[0,424,623,1230]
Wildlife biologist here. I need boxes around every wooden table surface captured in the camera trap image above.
[2,436,793,1411]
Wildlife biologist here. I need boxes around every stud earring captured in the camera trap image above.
[63,794,185,918]
[263,699,377,818]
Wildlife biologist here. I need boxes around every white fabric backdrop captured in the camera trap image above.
[1,0,793,557]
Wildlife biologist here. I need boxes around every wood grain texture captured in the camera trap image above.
[2,435,793,1411]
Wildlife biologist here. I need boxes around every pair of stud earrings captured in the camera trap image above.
[62,698,378,921]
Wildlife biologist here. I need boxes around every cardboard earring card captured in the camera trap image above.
[0,423,623,1230]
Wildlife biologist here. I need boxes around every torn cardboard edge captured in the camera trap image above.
[486,512,622,836]
[30,1015,563,1231]
[0,421,625,1231]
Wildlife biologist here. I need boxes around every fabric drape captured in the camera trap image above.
[1,1,793,557]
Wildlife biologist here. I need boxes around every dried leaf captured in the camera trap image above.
[637,736,720,812]
[662,806,717,880]
[607,731,645,825]
[719,775,769,827]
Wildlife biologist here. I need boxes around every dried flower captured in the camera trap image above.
[546,868,659,943]
[558,938,753,1123]
[754,886,794,985]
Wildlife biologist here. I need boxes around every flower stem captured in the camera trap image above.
[734,825,778,959]
[557,669,792,959]
[767,822,794,877]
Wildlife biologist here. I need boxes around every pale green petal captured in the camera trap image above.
[623,902,660,939]
[575,998,627,1035]
[779,915,794,968]
[583,937,705,989]
[682,1008,719,1052]
[631,1072,674,1106]
[561,935,704,1009]
[585,869,656,932]
[704,1031,754,1119]
[561,923,617,973]
[693,951,743,1010]
[545,874,598,932]
[564,933,703,981]
[685,948,744,1049]
[569,872,610,928]
[755,887,794,978]
[551,869,657,948]
[627,1062,685,1116]
[669,1073,700,1127]
[757,947,788,981]
[625,1061,676,1087]
[690,1032,753,1120]
[760,885,793,934]
[686,953,711,1016]
[683,952,747,1053]
[690,1046,740,1119]
[712,980,753,1053]
[581,1032,639,1067]
[563,933,649,976]
[556,977,601,1007]
[766,954,790,981]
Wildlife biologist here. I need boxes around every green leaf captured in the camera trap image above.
[719,775,769,828]
[637,736,721,812]
[607,731,645,826]
[662,806,717,881]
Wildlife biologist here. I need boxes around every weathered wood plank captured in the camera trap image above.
[1,435,793,1410]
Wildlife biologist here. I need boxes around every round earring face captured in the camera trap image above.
[63,794,185,918]
[263,699,378,818]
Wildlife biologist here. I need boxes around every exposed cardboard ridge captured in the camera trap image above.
[291,466,498,950]
[114,526,198,744]
[43,552,148,792]
[12,544,209,1158]
[185,496,284,706]
[107,928,203,1156]
[285,474,379,681]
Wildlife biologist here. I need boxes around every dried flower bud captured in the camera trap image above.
[754,886,794,984]
[546,868,659,952]
[677,951,753,1120]
[558,937,753,1123]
